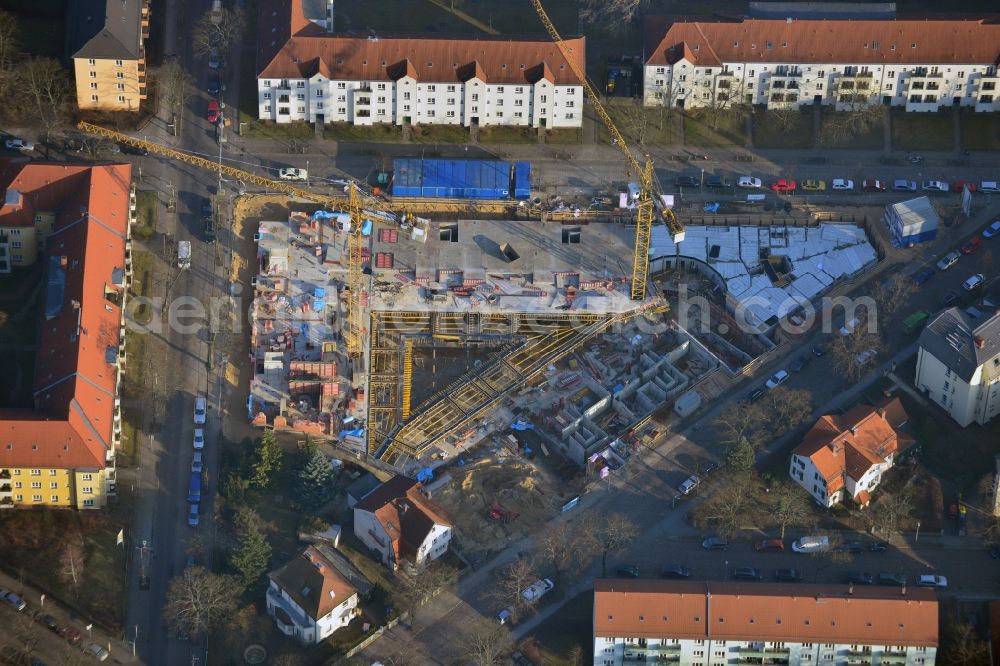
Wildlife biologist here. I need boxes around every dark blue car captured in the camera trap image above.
[913,267,935,286]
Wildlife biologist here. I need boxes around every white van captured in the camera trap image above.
[791,536,830,553]
[981,181,1000,193]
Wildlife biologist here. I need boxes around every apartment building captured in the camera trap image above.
[789,397,913,507]
[916,308,1000,427]
[69,0,150,111]
[594,579,938,666]
[256,0,584,128]
[643,18,1000,112]
[0,161,133,509]
[266,546,359,643]
[352,475,452,570]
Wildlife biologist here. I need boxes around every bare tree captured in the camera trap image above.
[192,6,247,58]
[615,101,652,146]
[464,616,512,666]
[579,0,642,36]
[770,483,813,539]
[807,533,852,582]
[593,512,639,577]
[694,473,756,537]
[870,273,915,326]
[940,621,989,665]
[567,645,585,666]
[538,521,597,580]
[705,76,747,130]
[821,94,883,146]
[397,560,458,625]
[155,59,193,112]
[484,557,539,617]
[866,487,914,538]
[764,387,814,437]
[0,603,41,660]
[16,57,72,137]
[757,108,801,134]
[59,532,87,594]
[163,566,240,637]
[0,10,18,72]
[826,326,882,384]
[714,401,767,451]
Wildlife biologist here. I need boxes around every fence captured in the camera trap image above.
[335,613,409,663]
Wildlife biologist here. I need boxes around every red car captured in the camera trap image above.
[754,538,785,552]
[951,180,978,193]
[61,626,82,644]
[770,179,797,193]
[862,179,886,192]
[960,236,982,254]
[206,100,220,124]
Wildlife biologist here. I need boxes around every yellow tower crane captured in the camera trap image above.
[529,0,685,301]
[76,121,372,357]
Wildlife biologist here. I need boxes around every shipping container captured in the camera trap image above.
[513,161,531,199]
[392,158,514,200]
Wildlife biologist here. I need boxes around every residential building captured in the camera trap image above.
[256,0,584,127]
[789,397,913,507]
[916,308,1000,427]
[0,161,133,509]
[68,0,150,111]
[352,475,452,570]
[594,579,938,666]
[266,545,359,644]
[643,18,1000,112]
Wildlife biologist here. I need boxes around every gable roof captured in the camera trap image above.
[69,0,144,59]
[354,475,451,561]
[793,398,913,488]
[268,546,357,620]
[919,308,1000,383]
[0,161,131,470]
[594,580,938,646]
[646,18,1000,68]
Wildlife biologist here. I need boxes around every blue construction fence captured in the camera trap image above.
[392,158,531,200]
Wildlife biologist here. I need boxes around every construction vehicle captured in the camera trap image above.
[487,502,520,524]
[530,0,685,301]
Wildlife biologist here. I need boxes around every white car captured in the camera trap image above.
[737,176,762,188]
[279,167,308,181]
[679,475,701,495]
[838,317,860,336]
[4,138,33,152]
[193,429,205,450]
[962,273,985,291]
[765,370,789,389]
[980,181,1000,193]
[831,178,854,191]
[85,643,110,661]
[936,251,960,271]
[854,349,878,366]
[193,395,206,424]
[916,574,947,588]
[187,503,200,527]
[191,451,203,473]
[522,578,554,603]
[983,221,1000,239]
[921,180,948,192]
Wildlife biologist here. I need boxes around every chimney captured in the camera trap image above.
[900,584,906,596]
[876,408,886,418]
[974,336,986,349]
[848,583,854,595]
[849,426,857,436]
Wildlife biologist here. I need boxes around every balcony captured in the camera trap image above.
[0,469,10,480]
[0,497,12,508]
[926,83,940,91]
[0,483,11,494]
[880,654,907,665]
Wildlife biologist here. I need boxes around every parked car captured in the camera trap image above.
[85,643,110,662]
[878,572,907,586]
[206,100,221,123]
[983,221,1000,239]
[854,349,878,366]
[755,539,785,552]
[892,179,917,192]
[961,236,982,254]
[191,451,203,473]
[495,608,513,625]
[942,290,960,306]
[5,138,33,151]
[187,503,200,527]
[862,179,886,192]
[951,180,977,193]
[0,590,26,611]
[201,199,214,220]
[811,345,825,357]
[843,571,874,585]
[831,178,854,191]
[706,175,731,188]
[679,475,700,495]
[908,155,924,164]
[774,568,802,582]
[922,180,948,192]
[765,370,789,389]
[790,355,810,372]
[279,167,308,181]
[737,176,762,188]
[837,542,865,554]
[913,267,935,286]
[208,47,220,69]
[675,175,700,188]
[770,179,796,192]
[936,251,961,271]
[207,74,223,95]
[204,219,216,244]
[193,395,206,424]
[522,578,554,604]
[33,611,58,632]
[801,179,826,191]
[616,564,640,578]
[732,567,764,581]
[916,574,947,588]
[702,537,729,551]
[981,181,1000,193]
[747,387,765,402]
[870,542,888,553]
[838,317,860,336]
[963,274,985,291]
[660,564,691,579]
[120,143,149,156]
[61,626,82,644]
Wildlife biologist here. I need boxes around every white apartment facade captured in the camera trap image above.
[643,19,1000,112]
[257,33,584,128]
[594,580,938,666]
[916,309,1000,427]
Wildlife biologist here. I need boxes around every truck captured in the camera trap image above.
[177,240,192,269]
[522,578,554,604]
[791,535,830,553]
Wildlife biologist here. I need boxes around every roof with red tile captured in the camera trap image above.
[793,398,912,494]
[594,580,939,646]
[354,475,451,562]
[0,161,130,470]
[646,18,1000,67]
[268,545,357,620]
[256,0,584,85]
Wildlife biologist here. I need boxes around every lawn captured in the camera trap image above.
[684,109,746,147]
[519,590,594,666]
[753,109,813,149]
[961,110,1000,151]
[324,123,403,143]
[238,113,315,141]
[457,0,577,35]
[477,125,536,145]
[133,189,157,239]
[412,124,474,144]
[891,110,953,152]
[0,351,35,409]
[819,109,885,149]
[546,128,583,144]
[601,100,679,147]
[3,0,67,58]
[335,0,475,33]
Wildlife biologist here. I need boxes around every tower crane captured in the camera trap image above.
[529,0,685,301]
[76,121,372,357]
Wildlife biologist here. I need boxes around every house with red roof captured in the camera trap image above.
[643,17,1000,112]
[789,397,914,508]
[266,545,360,643]
[255,0,584,128]
[0,160,132,509]
[352,475,452,570]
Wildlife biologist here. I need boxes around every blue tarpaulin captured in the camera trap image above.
[703,202,720,213]
[510,419,534,431]
[339,428,365,439]
[361,219,373,236]
[416,468,434,483]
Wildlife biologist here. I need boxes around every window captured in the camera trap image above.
[12,470,19,476]
[296,81,304,88]
[540,95,547,103]
[11,241,20,249]
[496,111,503,117]
[337,107,345,114]
[83,487,93,494]
[117,83,125,91]
[116,72,124,79]
[447,85,456,92]
[89,71,96,78]
[264,105,271,112]
[14,494,21,502]
[376,108,386,115]
[565,113,574,119]
[30,469,40,476]
[51,495,58,502]
[497,86,505,93]
[115,59,123,66]
[316,102,324,109]
[565,101,574,108]
[83,499,94,507]
[427,84,436,92]
[427,110,435,118]
[656,67,665,73]
[446,110,455,118]
[337,82,346,89]
[377,83,386,90]
[514,112,522,118]
[296,93,305,100]
[404,92,411,100]
[337,95,346,102]
[82,474,92,481]
[496,98,503,106]
[32,495,42,502]
[447,98,455,106]
[13,482,20,489]
[49,482,57,489]
[316,89,324,97]
[90,82,98,90]
[31,482,41,489]
[88,58,96,66]
[428,98,436,105]
[118,95,125,103]
[403,104,410,112]
[377,96,386,103]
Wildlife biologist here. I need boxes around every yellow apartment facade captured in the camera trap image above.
[69,0,150,111]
